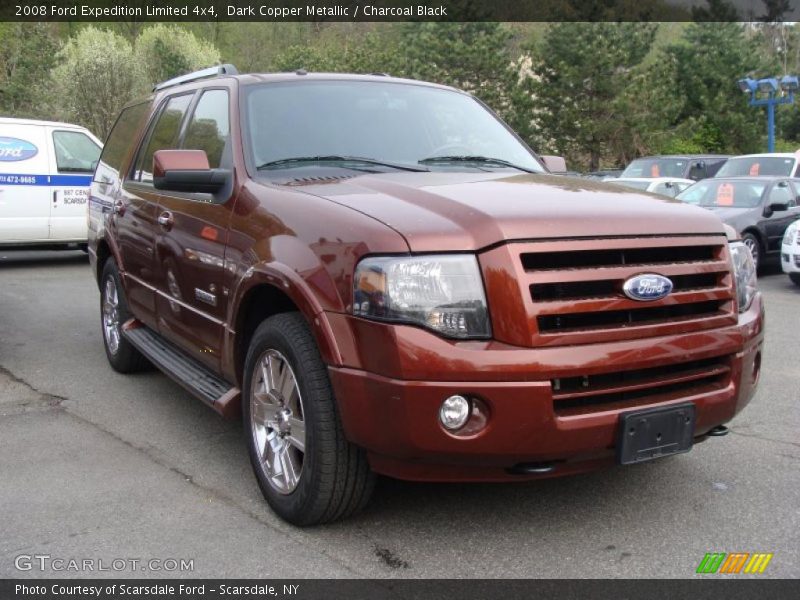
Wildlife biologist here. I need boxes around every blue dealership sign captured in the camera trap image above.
[0,137,38,162]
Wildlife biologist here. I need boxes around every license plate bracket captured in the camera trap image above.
[617,403,696,465]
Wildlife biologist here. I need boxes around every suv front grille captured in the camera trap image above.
[513,236,736,346]
[552,355,732,416]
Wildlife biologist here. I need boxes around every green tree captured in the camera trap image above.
[0,23,61,119]
[660,22,769,153]
[529,23,658,170]
[49,27,143,138]
[135,24,221,87]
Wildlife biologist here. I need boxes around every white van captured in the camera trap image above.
[0,117,102,246]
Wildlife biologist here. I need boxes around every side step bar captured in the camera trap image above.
[122,320,241,418]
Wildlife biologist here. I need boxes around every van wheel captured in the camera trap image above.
[243,313,375,526]
[100,259,150,373]
[790,273,800,287]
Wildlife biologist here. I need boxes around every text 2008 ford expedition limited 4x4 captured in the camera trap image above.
[89,66,764,525]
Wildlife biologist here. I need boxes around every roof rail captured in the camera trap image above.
[153,64,239,92]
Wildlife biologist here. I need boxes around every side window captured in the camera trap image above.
[768,184,793,208]
[133,93,193,183]
[182,89,230,168]
[95,102,148,183]
[52,131,101,173]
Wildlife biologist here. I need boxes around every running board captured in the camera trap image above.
[122,320,240,418]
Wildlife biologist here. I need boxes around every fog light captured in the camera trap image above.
[439,395,471,430]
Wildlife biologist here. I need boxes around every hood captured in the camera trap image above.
[277,171,728,252]
[705,206,756,224]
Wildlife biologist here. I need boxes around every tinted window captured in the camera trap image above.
[134,94,193,183]
[716,156,796,177]
[621,158,687,178]
[244,81,543,173]
[52,131,101,173]
[94,102,147,182]
[677,180,766,208]
[183,90,230,169]
[768,184,794,208]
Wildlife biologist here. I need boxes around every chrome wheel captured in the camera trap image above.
[102,277,121,355]
[250,349,306,495]
[743,235,760,267]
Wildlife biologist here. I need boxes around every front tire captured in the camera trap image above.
[243,313,375,526]
[100,259,149,373]
[742,232,762,270]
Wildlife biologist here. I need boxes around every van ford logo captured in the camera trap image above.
[623,274,673,301]
[0,137,38,162]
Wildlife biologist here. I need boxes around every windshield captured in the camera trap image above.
[612,180,652,191]
[243,81,544,173]
[621,158,688,178]
[715,156,796,177]
[677,180,766,208]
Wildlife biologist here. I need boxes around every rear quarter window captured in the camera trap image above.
[94,102,149,183]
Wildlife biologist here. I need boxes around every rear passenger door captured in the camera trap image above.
[0,124,50,241]
[48,128,101,241]
[152,88,234,371]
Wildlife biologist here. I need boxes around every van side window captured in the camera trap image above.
[133,93,193,183]
[183,90,230,169]
[52,131,101,173]
[95,102,148,183]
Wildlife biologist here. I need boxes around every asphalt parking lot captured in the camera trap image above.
[0,249,798,579]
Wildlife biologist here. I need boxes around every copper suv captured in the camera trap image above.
[89,66,764,525]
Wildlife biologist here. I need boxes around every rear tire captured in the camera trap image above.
[790,273,800,287]
[243,312,375,526]
[100,259,150,373]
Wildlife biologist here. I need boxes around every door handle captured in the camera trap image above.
[157,211,174,230]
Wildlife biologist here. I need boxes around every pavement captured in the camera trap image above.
[0,249,797,579]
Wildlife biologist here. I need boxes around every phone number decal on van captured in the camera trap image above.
[0,174,92,186]
[0,137,38,161]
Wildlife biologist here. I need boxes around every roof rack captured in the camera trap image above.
[153,64,239,92]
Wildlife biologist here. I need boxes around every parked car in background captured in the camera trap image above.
[714,153,800,178]
[620,155,729,181]
[780,220,800,286]
[677,176,800,268]
[609,177,695,198]
[584,169,623,180]
[0,117,102,247]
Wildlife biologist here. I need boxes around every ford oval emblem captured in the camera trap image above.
[0,137,38,162]
[623,274,673,302]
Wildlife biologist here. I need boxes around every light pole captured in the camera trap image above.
[737,76,799,153]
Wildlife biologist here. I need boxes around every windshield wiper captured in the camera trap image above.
[257,155,427,172]
[418,155,538,173]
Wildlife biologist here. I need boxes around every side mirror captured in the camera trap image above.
[153,149,229,194]
[540,155,567,173]
[768,201,789,213]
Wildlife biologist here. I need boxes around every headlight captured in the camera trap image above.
[729,241,757,313]
[353,254,491,339]
[784,221,800,245]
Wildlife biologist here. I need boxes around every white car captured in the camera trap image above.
[716,152,800,178]
[781,219,800,286]
[606,177,695,198]
[0,117,102,247]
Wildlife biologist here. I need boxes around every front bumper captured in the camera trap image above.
[781,243,800,273]
[327,293,764,482]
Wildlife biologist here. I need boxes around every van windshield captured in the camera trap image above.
[243,80,543,174]
[715,156,796,177]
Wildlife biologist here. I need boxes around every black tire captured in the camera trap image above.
[243,312,375,526]
[100,259,150,373]
[790,273,800,287]
[742,232,762,270]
